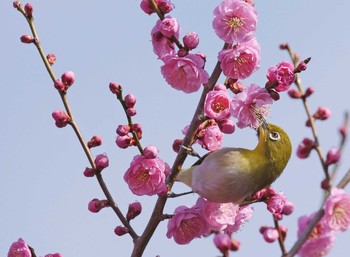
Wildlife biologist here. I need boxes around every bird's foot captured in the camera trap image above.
[167,191,194,198]
[181,145,201,159]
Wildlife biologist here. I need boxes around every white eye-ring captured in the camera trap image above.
[269,131,281,141]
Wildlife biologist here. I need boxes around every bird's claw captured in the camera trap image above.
[181,145,201,159]
[167,191,194,198]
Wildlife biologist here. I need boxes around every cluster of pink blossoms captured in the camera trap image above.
[298,188,350,257]
[166,197,253,245]
[8,238,62,257]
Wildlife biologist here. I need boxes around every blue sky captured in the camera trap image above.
[1,1,350,256]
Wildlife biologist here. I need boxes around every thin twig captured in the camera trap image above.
[273,218,287,256]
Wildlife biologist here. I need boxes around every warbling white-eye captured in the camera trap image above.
[177,122,292,203]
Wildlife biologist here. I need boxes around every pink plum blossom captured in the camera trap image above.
[52,110,70,128]
[197,123,224,151]
[260,227,279,243]
[324,188,350,232]
[204,88,231,120]
[124,155,170,196]
[7,238,31,257]
[225,205,253,233]
[124,94,136,108]
[126,201,142,221]
[230,84,272,128]
[266,61,295,92]
[218,39,260,80]
[143,145,159,159]
[159,16,179,37]
[218,119,236,134]
[183,32,199,50]
[313,107,331,120]
[212,0,257,43]
[296,138,315,159]
[161,53,209,93]
[166,205,208,244]
[297,212,335,257]
[213,233,231,252]
[94,153,109,172]
[151,18,179,60]
[266,192,286,215]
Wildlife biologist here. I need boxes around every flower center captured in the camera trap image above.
[227,17,243,29]
[212,97,228,113]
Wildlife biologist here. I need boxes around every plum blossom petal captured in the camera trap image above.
[204,88,231,120]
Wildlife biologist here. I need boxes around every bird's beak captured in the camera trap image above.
[257,120,269,139]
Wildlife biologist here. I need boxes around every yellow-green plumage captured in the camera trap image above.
[177,123,292,203]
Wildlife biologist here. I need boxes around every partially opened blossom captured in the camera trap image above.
[52,110,70,128]
[124,155,170,196]
[161,54,209,93]
[230,84,272,128]
[166,205,208,244]
[266,61,295,92]
[183,32,199,50]
[296,138,315,159]
[218,39,260,79]
[260,226,279,243]
[324,188,350,232]
[213,0,257,43]
[197,123,224,151]
[159,16,179,37]
[151,18,179,60]
[266,192,286,215]
[204,88,231,120]
[7,238,31,257]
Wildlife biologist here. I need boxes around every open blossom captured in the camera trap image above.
[204,88,231,120]
[151,18,179,60]
[266,192,286,215]
[230,84,272,128]
[213,0,257,43]
[166,205,208,244]
[266,61,295,92]
[7,238,31,257]
[161,54,209,93]
[225,205,254,233]
[197,123,223,151]
[324,188,350,232]
[197,197,239,231]
[297,212,335,257]
[218,39,260,79]
[124,155,170,196]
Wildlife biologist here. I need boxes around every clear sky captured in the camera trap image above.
[1,1,350,257]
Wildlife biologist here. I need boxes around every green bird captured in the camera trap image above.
[177,123,292,203]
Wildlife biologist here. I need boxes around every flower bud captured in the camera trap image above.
[262,227,279,243]
[213,233,231,253]
[88,198,103,213]
[228,81,244,94]
[52,110,70,128]
[218,119,235,134]
[44,253,63,257]
[230,239,240,251]
[54,80,65,92]
[172,139,182,153]
[94,154,109,172]
[287,88,302,99]
[20,34,34,44]
[339,124,348,138]
[144,145,158,159]
[158,1,173,14]
[61,71,75,88]
[109,82,122,95]
[116,124,130,136]
[126,201,142,221]
[295,61,307,73]
[124,94,136,108]
[87,135,102,148]
[116,135,132,149]
[183,32,199,50]
[13,1,21,9]
[296,138,315,159]
[279,43,289,50]
[177,48,188,57]
[279,225,288,241]
[304,87,314,98]
[325,147,341,166]
[114,226,129,236]
[83,167,95,177]
[321,178,331,191]
[126,107,137,117]
[46,53,56,66]
[282,201,294,215]
[24,3,33,18]
[313,107,331,120]
[131,123,142,139]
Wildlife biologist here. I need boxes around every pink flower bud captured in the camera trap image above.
[126,201,142,221]
[177,48,188,57]
[44,254,63,257]
[218,119,235,134]
[183,32,199,50]
[304,87,314,97]
[13,1,21,9]
[172,139,182,153]
[266,193,286,215]
[116,135,132,149]
[313,107,331,120]
[325,147,341,166]
[116,124,130,136]
[296,61,307,73]
[158,1,173,14]
[230,239,240,251]
[46,53,56,66]
[88,198,103,213]
[131,123,142,139]
[144,145,158,159]
[54,80,65,92]
[7,238,31,257]
[83,167,95,177]
[279,43,289,50]
[296,138,315,159]
[288,88,302,99]
[109,82,122,95]
[213,233,231,253]
[114,226,129,236]
[20,34,34,44]
[94,154,109,172]
[124,94,136,108]
[61,71,75,88]
[274,213,283,220]
[339,124,348,138]
[262,227,279,243]
[87,135,102,148]
[279,225,288,241]
[321,178,331,190]
[126,107,137,116]
[282,201,294,215]
[24,3,33,18]
[52,110,70,128]
[229,81,244,94]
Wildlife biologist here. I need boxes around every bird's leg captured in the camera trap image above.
[181,145,202,159]
[167,191,194,198]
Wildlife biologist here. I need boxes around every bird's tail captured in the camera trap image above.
[176,167,194,188]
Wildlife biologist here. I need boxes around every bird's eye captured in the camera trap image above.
[269,131,280,141]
